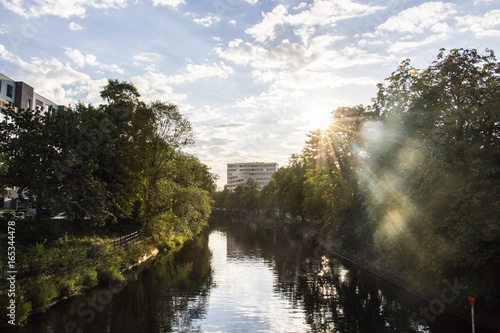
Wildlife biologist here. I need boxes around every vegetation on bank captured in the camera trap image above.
[0,80,216,325]
[214,48,500,302]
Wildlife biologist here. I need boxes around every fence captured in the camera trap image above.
[111,230,141,248]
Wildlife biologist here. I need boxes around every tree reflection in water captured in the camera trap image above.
[214,215,415,332]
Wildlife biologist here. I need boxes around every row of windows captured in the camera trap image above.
[228,164,276,169]
[228,168,276,172]
[228,176,271,182]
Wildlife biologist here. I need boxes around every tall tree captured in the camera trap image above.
[365,48,500,294]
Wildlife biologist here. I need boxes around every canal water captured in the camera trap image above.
[12,213,485,333]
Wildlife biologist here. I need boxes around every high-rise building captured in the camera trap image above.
[227,162,278,191]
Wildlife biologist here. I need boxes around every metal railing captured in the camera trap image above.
[111,230,141,248]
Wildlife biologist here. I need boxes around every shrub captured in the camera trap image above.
[96,265,124,283]
[87,241,113,259]
[82,268,98,288]
[58,277,77,297]
[126,242,145,265]
[16,299,32,326]
[27,275,59,310]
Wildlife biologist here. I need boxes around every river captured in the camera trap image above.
[11,213,488,332]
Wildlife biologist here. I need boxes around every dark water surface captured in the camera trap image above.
[11,213,488,332]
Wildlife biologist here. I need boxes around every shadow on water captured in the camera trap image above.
[9,212,495,332]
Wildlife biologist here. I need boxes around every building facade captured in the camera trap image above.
[227,162,278,190]
[0,73,65,114]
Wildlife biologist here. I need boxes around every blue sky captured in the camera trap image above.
[1,0,499,188]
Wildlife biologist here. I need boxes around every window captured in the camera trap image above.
[0,80,2,93]
[6,84,13,98]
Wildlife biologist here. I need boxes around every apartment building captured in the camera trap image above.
[227,162,278,191]
[0,73,65,113]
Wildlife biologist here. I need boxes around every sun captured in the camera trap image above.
[306,105,333,131]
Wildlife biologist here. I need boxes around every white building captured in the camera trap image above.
[227,162,278,191]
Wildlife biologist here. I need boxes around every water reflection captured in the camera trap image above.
[196,231,309,332]
[210,217,414,333]
[13,213,478,332]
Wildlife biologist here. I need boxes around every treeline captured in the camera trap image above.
[0,80,216,241]
[215,48,500,299]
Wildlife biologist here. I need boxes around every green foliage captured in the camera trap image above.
[87,241,113,259]
[82,268,99,288]
[58,277,77,297]
[97,264,124,283]
[126,242,145,264]
[27,275,58,310]
[15,299,32,326]
[362,48,500,295]
[0,79,215,232]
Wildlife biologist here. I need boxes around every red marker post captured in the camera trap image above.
[468,297,475,333]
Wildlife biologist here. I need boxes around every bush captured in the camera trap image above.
[87,241,113,259]
[58,277,77,297]
[16,299,32,326]
[82,268,98,288]
[96,265,124,283]
[27,275,59,310]
[126,242,145,264]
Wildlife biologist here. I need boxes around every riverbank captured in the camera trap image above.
[0,223,190,327]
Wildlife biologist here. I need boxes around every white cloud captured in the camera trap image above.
[184,105,224,122]
[217,37,392,72]
[193,14,222,27]
[151,0,185,8]
[0,43,16,62]
[64,47,124,74]
[377,2,456,34]
[0,0,128,18]
[387,33,448,54]
[245,0,384,43]
[131,70,187,103]
[133,52,164,62]
[69,22,84,31]
[245,4,288,43]
[244,0,258,4]
[65,48,86,67]
[287,0,384,27]
[0,43,108,105]
[167,62,234,84]
[456,10,500,38]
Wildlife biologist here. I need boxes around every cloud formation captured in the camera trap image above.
[0,0,127,18]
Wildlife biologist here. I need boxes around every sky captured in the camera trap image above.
[0,0,499,188]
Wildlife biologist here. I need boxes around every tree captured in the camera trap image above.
[241,178,260,212]
[365,48,500,294]
[0,80,216,238]
[269,155,306,220]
